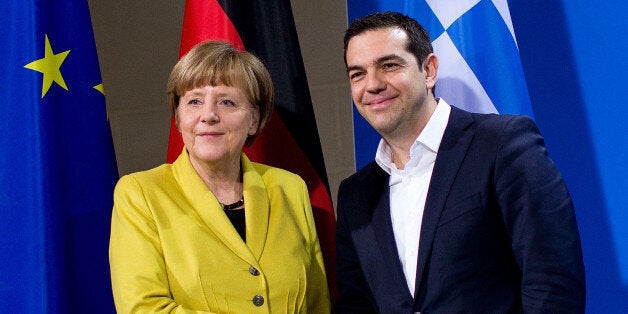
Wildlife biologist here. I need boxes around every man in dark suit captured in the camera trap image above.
[335,11,585,313]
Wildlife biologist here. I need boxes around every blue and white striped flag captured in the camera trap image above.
[348,0,533,169]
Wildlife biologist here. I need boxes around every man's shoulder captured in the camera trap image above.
[345,161,386,184]
[338,161,388,199]
[449,105,535,133]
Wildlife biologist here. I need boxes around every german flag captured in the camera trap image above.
[167,0,336,300]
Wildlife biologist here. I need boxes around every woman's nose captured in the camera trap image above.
[201,105,220,123]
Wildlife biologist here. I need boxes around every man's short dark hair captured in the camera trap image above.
[343,11,433,68]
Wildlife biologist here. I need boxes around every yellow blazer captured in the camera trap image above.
[109,150,330,313]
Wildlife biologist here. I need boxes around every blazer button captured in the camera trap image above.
[252,294,264,306]
[249,266,260,276]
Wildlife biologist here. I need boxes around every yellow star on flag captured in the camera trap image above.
[24,34,71,98]
[93,83,105,95]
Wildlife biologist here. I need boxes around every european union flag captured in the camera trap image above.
[0,1,118,313]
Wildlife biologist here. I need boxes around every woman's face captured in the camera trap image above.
[176,84,259,167]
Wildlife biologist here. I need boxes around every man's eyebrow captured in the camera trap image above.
[374,54,407,66]
[347,54,407,73]
[346,65,363,73]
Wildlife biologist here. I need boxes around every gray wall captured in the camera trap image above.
[88,1,355,208]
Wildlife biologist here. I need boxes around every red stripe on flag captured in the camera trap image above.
[180,0,244,55]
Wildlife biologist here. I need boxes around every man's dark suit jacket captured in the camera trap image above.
[335,106,586,313]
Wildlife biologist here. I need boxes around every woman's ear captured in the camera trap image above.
[248,107,261,136]
[174,111,181,133]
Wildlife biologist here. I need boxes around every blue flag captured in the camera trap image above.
[348,0,533,170]
[0,1,118,313]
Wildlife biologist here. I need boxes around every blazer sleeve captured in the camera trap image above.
[494,115,586,312]
[298,178,332,313]
[335,179,378,313]
[109,175,216,314]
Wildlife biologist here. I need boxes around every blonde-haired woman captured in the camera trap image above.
[109,41,330,313]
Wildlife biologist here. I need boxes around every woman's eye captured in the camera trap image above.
[187,98,202,105]
[220,99,235,106]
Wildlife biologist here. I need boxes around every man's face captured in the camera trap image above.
[346,27,435,140]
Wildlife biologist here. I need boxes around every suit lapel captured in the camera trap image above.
[373,186,413,293]
[413,107,475,297]
[359,164,414,301]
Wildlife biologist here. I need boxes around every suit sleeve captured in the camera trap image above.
[494,116,586,313]
[109,175,215,314]
[335,180,378,313]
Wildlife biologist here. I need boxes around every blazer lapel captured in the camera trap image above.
[240,154,270,261]
[172,150,258,265]
[413,107,475,297]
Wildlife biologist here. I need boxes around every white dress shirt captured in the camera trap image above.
[375,99,451,295]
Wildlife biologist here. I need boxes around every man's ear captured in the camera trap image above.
[423,53,438,89]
